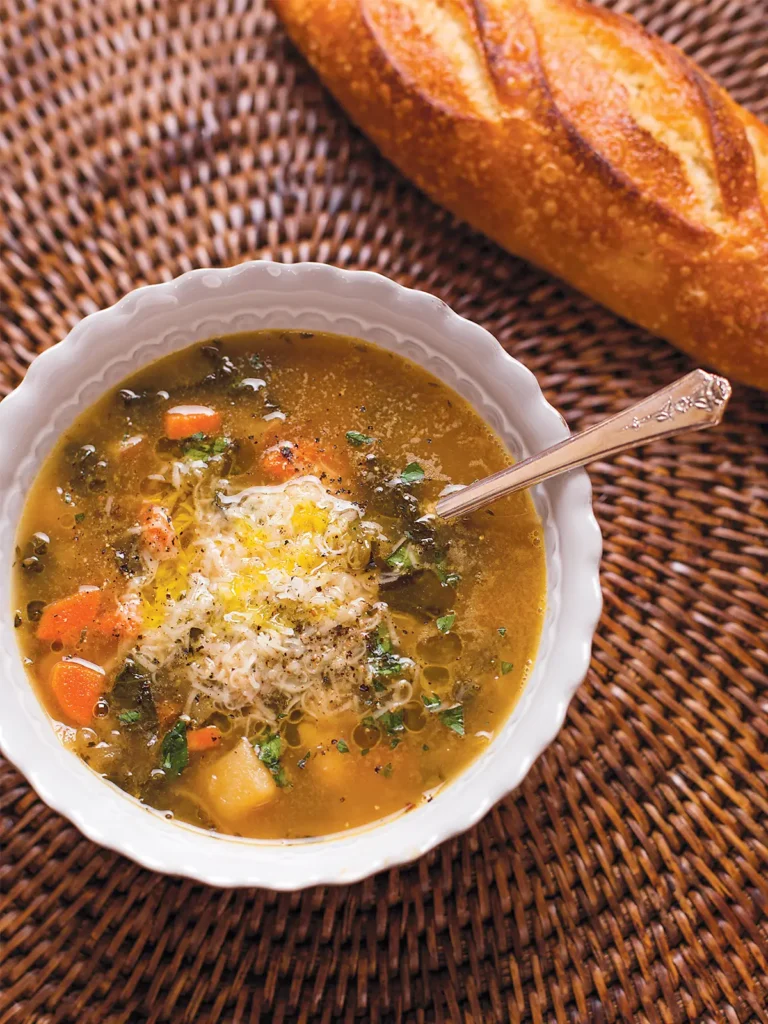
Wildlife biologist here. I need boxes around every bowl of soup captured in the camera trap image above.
[0,262,601,888]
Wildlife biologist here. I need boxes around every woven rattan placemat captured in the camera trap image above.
[1,2,767,1021]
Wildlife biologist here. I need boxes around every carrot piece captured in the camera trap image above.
[140,504,177,561]
[164,405,221,440]
[50,658,104,726]
[156,700,182,729]
[187,725,224,753]
[261,441,305,482]
[37,589,101,646]
[94,597,142,642]
[260,433,349,484]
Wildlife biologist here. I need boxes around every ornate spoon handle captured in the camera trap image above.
[435,369,732,520]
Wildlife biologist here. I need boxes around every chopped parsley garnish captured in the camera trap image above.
[498,627,507,637]
[118,709,141,724]
[256,730,289,787]
[378,710,405,735]
[385,542,417,573]
[361,748,370,757]
[400,462,425,485]
[436,612,456,634]
[381,763,394,778]
[438,704,465,736]
[368,626,410,678]
[160,720,189,777]
[422,744,430,752]
[390,737,402,750]
[182,433,231,463]
[74,512,85,524]
[346,430,374,447]
[297,750,311,769]
[373,680,387,692]
[362,715,376,729]
[435,562,461,587]
[336,739,350,754]
[422,693,441,712]
[500,661,514,675]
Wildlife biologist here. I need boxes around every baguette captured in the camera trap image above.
[275,0,768,389]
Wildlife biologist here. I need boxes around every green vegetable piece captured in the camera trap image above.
[500,661,514,675]
[436,612,456,634]
[368,626,409,678]
[381,763,394,778]
[435,562,461,587]
[74,513,85,524]
[439,704,465,736]
[400,462,424,485]
[336,739,350,754]
[361,748,370,757]
[379,710,405,734]
[390,737,402,750]
[498,627,507,637]
[346,430,374,447]
[422,744,430,752]
[118,710,141,724]
[161,720,189,777]
[257,730,289,787]
[362,715,376,729]
[297,750,311,769]
[386,543,416,572]
[182,434,231,463]
[421,693,441,712]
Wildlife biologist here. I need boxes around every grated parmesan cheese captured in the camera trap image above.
[127,472,394,726]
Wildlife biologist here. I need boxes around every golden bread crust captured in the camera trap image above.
[275,0,768,388]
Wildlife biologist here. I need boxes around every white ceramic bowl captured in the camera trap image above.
[0,261,601,889]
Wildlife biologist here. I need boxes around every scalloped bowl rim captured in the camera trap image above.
[0,261,602,889]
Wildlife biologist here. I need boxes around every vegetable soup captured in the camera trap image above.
[12,331,546,838]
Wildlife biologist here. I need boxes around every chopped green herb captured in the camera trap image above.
[422,744,430,752]
[297,750,311,769]
[361,748,370,757]
[400,462,425,485]
[435,562,461,587]
[379,710,405,734]
[74,513,85,524]
[118,710,141,724]
[368,626,410,678]
[161,720,189,777]
[422,693,441,712]
[346,430,374,447]
[249,353,264,369]
[436,612,456,634]
[439,704,465,736]
[362,715,376,729]
[373,680,387,693]
[256,730,289,788]
[381,763,394,778]
[182,434,231,463]
[500,661,514,675]
[385,542,416,573]
[498,627,507,637]
[390,737,402,750]
[336,739,350,754]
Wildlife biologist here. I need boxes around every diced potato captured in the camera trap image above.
[199,737,276,824]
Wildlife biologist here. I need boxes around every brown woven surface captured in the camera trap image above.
[1,1,767,1021]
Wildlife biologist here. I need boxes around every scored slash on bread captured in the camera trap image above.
[275,0,768,390]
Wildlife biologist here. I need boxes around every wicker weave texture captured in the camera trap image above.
[1,1,767,1022]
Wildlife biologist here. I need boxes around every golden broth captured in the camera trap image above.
[13,330,546,838]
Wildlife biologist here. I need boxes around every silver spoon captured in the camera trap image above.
[435,368,732,520]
